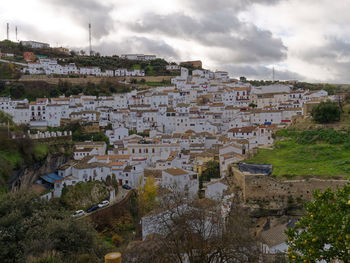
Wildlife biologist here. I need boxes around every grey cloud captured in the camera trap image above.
[45,0,113,38]
[181,0,281,14]
[128,12,286,64]
[223,64,304,80]
[298,37,350,82]
[12,22,67,45]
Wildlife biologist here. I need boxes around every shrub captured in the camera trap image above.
[311,101,341,123]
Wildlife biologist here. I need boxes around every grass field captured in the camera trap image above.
[247,130,350,179]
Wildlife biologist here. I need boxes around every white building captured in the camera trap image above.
[161,168,198,197]
[20,40,50,49]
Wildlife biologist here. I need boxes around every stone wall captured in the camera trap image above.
[231,167,348,209]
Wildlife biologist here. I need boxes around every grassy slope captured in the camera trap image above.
[247,140,350,179]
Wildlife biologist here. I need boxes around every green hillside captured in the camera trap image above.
[247,129,350,179]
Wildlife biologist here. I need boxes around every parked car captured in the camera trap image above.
[86,205,99,213]
[98,200,110,208]
[72,210,85,217]
[122,184,131,190]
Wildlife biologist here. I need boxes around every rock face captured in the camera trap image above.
[10,153,71,191]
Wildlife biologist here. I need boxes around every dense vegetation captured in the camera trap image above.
[247,129,350,178]
[0,79,131,101]
[286,185,350,262]
[0,192,111,262]
[311,100,341,123]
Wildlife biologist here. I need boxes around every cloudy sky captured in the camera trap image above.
[1,0,350,83]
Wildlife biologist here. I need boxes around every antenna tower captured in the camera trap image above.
[6,23,9,40]
[272,67,275,82]
[89,23,92,56]
[15,26,18,41]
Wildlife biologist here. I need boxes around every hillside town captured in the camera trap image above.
[0,41,155,77]
[0,65,333,207]
[3,0,350,261]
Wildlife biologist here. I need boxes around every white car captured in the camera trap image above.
[72,210,85,217]
[98,200,110,208]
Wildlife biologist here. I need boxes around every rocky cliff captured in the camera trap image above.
[10,152,71,191]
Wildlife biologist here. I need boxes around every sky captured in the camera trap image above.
[1,0,350,83]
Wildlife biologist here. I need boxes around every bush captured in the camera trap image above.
[33,144,49,161]
[311,101,341,123]
[111,234,123,247]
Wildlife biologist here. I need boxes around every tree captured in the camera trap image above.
[125,191,260,262]
[286,185,350,262]
[249,103,257,108]
[70,50,77,57]
[201,160,220,182]
[137,176,159,217]
[311,101,341,123]
[0,192,110,262]
[0,110,13,125]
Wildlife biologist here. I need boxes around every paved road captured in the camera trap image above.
[111,186,129,204]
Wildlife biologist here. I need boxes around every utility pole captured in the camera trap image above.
[89,23,92,56]
[6,23,9,40]
[272,67,275,82]
[15,26,18,42]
